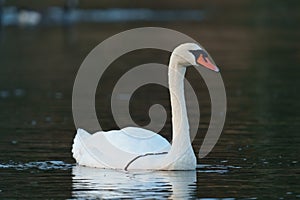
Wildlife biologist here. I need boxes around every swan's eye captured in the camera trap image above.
[189,50,208,62]
[189,50,219,72]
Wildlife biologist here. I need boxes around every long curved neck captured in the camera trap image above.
[167,56,191,156]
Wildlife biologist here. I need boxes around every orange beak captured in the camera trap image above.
[197,54,219,72]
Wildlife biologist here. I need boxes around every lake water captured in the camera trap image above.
[0,1,299,199]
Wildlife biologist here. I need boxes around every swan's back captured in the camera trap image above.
[104,127,170,154]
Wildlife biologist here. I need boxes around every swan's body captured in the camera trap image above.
[72,43,219,170]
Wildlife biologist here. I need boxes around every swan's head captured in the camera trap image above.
[172,43,219,72]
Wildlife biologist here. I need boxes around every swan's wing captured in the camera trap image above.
[73,128,137,168]
[103,127,171,154]
[72,127,171,169]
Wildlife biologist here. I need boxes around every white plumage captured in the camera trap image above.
[72,43,219,170]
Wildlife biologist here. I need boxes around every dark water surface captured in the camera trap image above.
[0,1,299,199]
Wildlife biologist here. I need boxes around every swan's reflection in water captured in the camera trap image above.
[72,166,197,199]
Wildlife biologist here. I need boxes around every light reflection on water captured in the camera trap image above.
[72,164,244,199]
[1,7,205,26]
[72,166,197,199]
[0,160,242,199]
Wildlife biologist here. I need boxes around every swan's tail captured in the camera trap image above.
[72,128,108,168]
[72,128,91,163]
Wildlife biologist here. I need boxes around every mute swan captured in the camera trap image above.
[72,43,219,170]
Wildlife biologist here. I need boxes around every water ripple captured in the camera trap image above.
[0,160,73,170]
[197,164,241,174]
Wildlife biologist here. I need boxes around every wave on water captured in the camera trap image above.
[197,164,241,174]
[0,160,74,170]
[0,160,240,173]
